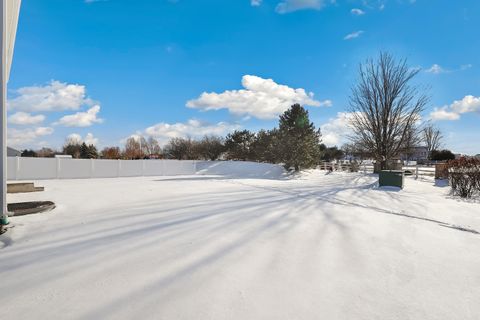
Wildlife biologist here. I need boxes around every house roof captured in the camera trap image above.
[7,147,21,156]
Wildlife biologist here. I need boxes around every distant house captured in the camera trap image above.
[400,146,429,162]
[7,147,21,157]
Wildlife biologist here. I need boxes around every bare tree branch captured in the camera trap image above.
[423,122,443,159]
[348,52,428,169]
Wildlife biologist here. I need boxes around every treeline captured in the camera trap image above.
[162,104,342,171]
[21,104,344,171]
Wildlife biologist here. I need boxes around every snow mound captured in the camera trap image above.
[195,161,286,179]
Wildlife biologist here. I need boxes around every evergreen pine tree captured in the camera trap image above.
[87,144,98,159]
[278,104,321,171]
[79,143,98,159]
[251,129,280,163]
[79,143,89,159]
[224,130,255,160]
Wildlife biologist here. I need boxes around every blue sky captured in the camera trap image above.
[6,0,480,154]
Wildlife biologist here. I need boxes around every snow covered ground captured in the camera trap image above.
[1,169,479,319]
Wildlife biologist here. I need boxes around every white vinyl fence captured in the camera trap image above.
[7,157,198,181]
[7,158,288,181]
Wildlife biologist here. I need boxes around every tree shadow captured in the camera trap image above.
[1,171,477,319]
[434,179,449,188]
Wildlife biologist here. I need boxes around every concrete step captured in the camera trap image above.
[7,182,45,194]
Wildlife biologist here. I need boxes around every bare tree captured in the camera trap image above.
[348,52,428,170]
[163,137,198,160]
[36,147,56,158]
[101,147,122,159]
[145,137,161,157]
[63,136,82,158]
[138,136,149,156]
[422,123,443,159]
[124,137,144,159]
[197,135,225,160]
[400,125,422,162]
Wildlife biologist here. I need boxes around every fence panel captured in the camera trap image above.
[16,158,57,180]
[92,159,119,178]
[118,160,143,177]
[7,157,16,180]
[58,159,92,179]
[143,160,164,176]
[163,160,196,175]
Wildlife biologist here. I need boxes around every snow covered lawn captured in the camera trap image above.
[1,171,479,319]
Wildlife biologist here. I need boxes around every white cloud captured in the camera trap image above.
[430,107,460,121]
[8,112,45,125]
[8,80,94,112]
[66,133,99,146]
[251,0,262,6]
[55,105,104,127]
[66,133,83,145]
[275,0,325,14]
[450,95,480,114]
[143,119,240,145]
[351,8,365,15]
[7,127,54,148]
[425,64,472,74]
[273,0,413,14]
[430,95,480,121]
[425,64,447,74]
[360,0,415,11]
[320,112,354,146]
[187,75,330,120]
[344,30,364,40]
[84,133,99,146]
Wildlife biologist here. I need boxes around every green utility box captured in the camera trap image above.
[379,170,404,189]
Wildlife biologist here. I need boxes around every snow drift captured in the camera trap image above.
[196,161,286,179]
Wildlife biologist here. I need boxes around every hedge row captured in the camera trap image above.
[447,158,480,198]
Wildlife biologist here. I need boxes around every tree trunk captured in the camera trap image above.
[381,160,387,171]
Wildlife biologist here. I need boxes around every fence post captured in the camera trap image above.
[56,157,60,179]
[90,159,94,178]
[415,164,419,180]
[117,159,121,178]
[141,159,145,177]
[15,156,19,180]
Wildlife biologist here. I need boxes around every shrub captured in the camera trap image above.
[431,149,455,161]
[447,158,480,198]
